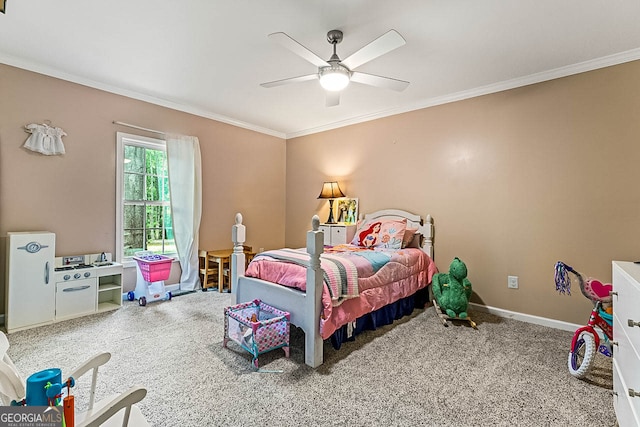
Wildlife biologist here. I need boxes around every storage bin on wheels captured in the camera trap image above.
[127,251,173,306]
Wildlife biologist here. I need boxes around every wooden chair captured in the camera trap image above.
[243,245,256,264]
[0,332,149,426]
[222,246,256,291]
[198,249,219,290]
[219,255,231,292]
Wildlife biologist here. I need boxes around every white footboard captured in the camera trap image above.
[231,213,324,367]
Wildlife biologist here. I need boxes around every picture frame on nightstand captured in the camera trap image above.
[336,198,358,224]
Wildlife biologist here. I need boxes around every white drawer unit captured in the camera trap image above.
[55,279,97,321]
[318,224,356,246]
[612,261,640,427]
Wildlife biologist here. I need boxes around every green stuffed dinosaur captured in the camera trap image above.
[432,257,473,318]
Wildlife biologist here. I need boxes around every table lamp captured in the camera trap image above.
[317,181,345,224]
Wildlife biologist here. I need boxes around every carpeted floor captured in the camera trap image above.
[6,291,615,426]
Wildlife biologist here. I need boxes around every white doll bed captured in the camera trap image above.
[229,209,434,367]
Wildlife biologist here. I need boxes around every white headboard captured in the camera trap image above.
[361,209,434,259]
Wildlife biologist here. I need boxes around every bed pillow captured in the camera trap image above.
[405,232,423,249]
[401,228,418,248]
[351,219,382,247]
[351,218,407,249]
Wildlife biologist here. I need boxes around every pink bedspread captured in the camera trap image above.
[244,245,438,339]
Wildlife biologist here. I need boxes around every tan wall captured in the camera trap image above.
[0,64,286,299]
[285,61,640,325]
[3,60,639,325]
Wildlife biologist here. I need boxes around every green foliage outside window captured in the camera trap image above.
[123,145,175,256]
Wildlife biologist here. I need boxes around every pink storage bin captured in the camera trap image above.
[133,254,173,282]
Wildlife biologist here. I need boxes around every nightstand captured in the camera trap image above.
[318,223,356,246]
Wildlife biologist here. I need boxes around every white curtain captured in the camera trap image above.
[166,134,202,291]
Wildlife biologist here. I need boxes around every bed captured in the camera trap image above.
[229,209,437,367]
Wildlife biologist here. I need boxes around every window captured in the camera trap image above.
[116,132,176,260]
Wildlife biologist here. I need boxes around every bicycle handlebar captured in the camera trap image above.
[555,261,595,305]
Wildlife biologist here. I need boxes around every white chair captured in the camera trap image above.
[0,332,149,427]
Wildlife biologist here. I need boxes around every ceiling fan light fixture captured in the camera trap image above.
[263,29,408,105]
[319,65,350,92]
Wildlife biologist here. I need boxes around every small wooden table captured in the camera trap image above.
[207,249,232,293]
[201,248,256,293]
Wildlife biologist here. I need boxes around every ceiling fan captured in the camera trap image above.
[260,29,410,107]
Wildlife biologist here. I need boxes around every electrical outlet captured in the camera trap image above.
[508,276,519,289]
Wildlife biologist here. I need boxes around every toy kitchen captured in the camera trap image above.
[5,231,124,334]
[53,252,123,320]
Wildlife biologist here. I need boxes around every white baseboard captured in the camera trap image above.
[469,302,580,333]
[165,284,181,292]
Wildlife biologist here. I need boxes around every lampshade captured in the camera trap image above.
[318,181,345,199]
[319,66,350,92]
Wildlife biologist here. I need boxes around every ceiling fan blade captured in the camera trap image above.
[326,91,340,107]
[340,30,406,70]
[350,72,410,92]
[260,74,318,88]
[269,32,330,68]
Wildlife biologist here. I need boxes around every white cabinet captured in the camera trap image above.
[55,279,97,321]
[318,224,356,246]
[96,265,123,312]
[53,263,122,324]
[612,261,640,427]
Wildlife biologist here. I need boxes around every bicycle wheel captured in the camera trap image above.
[568,332,596,378]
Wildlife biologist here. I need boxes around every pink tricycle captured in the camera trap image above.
[554,261,613,378]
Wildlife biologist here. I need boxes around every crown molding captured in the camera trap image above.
[4,47,640,141]
[285,48,640,139]
[0,53,286,139]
